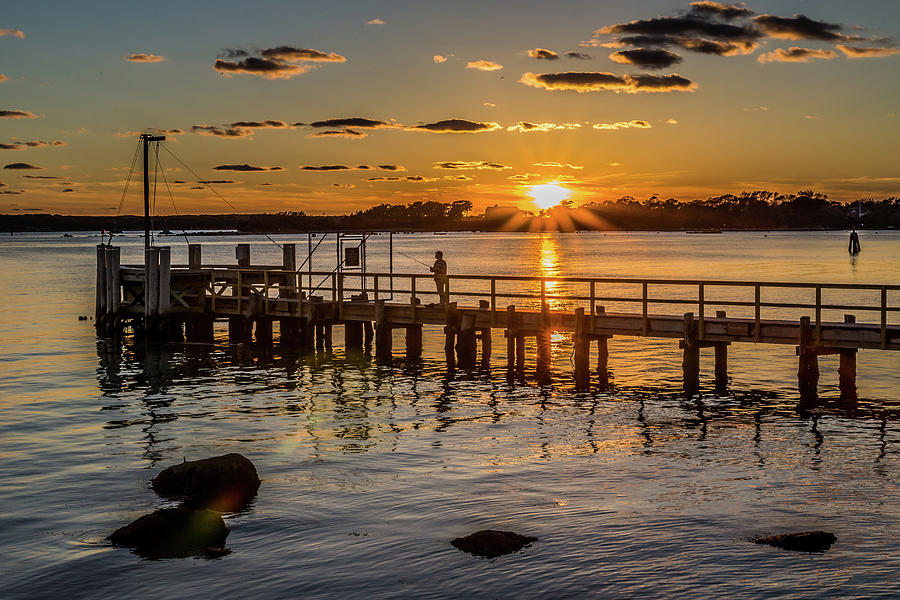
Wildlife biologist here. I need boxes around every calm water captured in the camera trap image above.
[1,231,899,599]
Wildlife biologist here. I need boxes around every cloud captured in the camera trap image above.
[433,161,510,170]
[508,173,542,182]
[62,188,75,192]
[308,117,392,128]
[666,118,679,124]
[332,183,356,188]
[433,55,448,63]
[212,164,284,171]
[593,120,651,130]
[837,45,900,58]
[309,128,368,138]
[378,164,406,171]
[565,51,592,60]
[0,110,39,119]
[0,190,24,194]
[126,53,165,63]
[408,119,502,133]
[609,48,682,69]
[506,122,581,132]
[301,164,402,171]
[0,74,7,83]
[259,46,346,62]
[0,140,65,150]
[23,174,58,179]
[218,48,249,59]
[757,46,838,63]
[466,60,503,71]
[520,71,696,93]
[483,101,496,107]
[753,14,844,41]
[528,48,560,60]
[4,162,43,170]
[688,2,754,20]
[214,56,310,79]
[366,18,386,25]
[115,128,184,138]
[534,162,584,169]
[300,164,354,171]
[443,175,472,181]
[191,124,253,138]
[230,120,288,128]
[0,29,25,39]
[367,175,437,182]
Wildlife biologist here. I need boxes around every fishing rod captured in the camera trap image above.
[395,249,431,268]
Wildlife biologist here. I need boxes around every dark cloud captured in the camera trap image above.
[309,117,392,129]
[753,14,843,41]
[599,16,762,42]
[301,165,353,171]
[377,164,406,171]
[24,174,59,179]
[191,124,253,138]
[214,57,309,79]
[528,48,560,60]
[196,180,236,184]
[229,120,287,128]
[434,161,510,170]
[310,128,368,138]
[0,190,24,194]
[0,110,39,119]
[757,46,838,63]
[4,162,43,170]
[507,122,581,132]
[613,34,757,56]
[408,119,501,133]
[609,48,683,69]
[0,140,66,150]
[126,53,165,63]
[837,45,900,58]
[367,175,436,182]
[62,188,75,192]
[218,48,249,59]
[357,165,373,170]
[213,164,284,171]
[688,2,754,20]
[520,71,696,93]
[259,46,346,62]
[565,51,592,60]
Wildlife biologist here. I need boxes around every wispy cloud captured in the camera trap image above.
[506,122,581,133]
[520,71,696,93]
[753,14,844,41]
[837,45,900,58]
[0,140,65,150]
[4,162,43,170]
[0,74,8,83]
[534,161,584,169]
[688,2,754,20]
[191,124,253,138]
[259,46,346,62]
[433,54,448,63]
[212,164,284,171]
[230,120,288,128]
[565,51,592,60]
[466,60,503,71]
[214,46,345,79]
[528,48,559,60]
[609,48,682,69]
[126,53,165,63]
[593,120,651,130]
[433,161,510,170]
[0,110,39,119]
[757,46,838,63]
[0,29,25,39]
[366,18,386,25]
[408,119,501,133]
[309,128,367,139]
[367,175,437,182]
[307,117,393,129]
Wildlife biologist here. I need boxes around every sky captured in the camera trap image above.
[1,0,899,215]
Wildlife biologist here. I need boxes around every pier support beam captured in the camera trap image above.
[480,329,492,367]
[445,303,458,369]
[713,311,729,392]
[375,301,392,362]
[255,318,273,346]
[506,306,517,379]
[96,244,108,330]
[797,316,819,402]
[344,321,364,352]
[839,315,858,400]
[456,311,477,369]
[574,308,590,390]
[682,312,700,397]
[229,316,248,345]
[363,321,374,350]
[596,336,610,387]
[406,324,423,360]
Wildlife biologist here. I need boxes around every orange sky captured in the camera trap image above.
[2,1,899,215]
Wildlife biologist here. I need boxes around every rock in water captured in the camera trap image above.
[754,531,836,552]
[151,453,260,512]
[109,507,229,559]
[451,530,537,558]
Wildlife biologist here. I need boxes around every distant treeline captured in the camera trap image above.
[2,191,898,233]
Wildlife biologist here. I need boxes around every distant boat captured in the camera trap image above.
[685,229,723,234]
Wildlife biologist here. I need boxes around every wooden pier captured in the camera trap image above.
[95,242,899,400]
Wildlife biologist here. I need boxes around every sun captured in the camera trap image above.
[527,182,572,209]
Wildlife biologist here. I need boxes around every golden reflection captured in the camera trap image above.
[538,234,564,310]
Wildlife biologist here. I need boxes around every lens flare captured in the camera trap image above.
[527,182,572,209]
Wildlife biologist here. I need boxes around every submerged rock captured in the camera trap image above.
[754,531,836,552]
[151,453,261,512]
[451,530,537,558]
[109,507,229,559]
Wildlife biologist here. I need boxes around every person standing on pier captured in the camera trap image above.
[430,250,449,305]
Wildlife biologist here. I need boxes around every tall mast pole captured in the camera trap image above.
[140,133,166,250]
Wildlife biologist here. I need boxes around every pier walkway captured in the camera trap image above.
[95,243,899,400]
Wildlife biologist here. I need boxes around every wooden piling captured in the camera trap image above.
[375,300,392,361]
[714,310,728,391]
[255,318,273,346]
[445,302,458,368]
[506,305,516,378]
[344,321,364,351]
[235,243,250,267]
[158,247,171,337]
[839,314,858,400]
[95,245,107,329]
[798,315,819,402]
[456,311,477,369]
[536,331,551,384]
[480,328,492,367]
[406,324,423,359]
[682,312,700,396]
[188,244,202,269]
[145,247,160,331]
[574,307,590,390]
[595,306,610,386]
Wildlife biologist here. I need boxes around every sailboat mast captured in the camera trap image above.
[140,133,166,250]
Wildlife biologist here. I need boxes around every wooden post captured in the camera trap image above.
[301,318,315,350]
[188,244,202,268]
[229,317,248,344]
[108,246,121,333]
[235,243,250,267]
[515,333,526,379]
[839,314,858,400]
[595,306,609,387]
[145,247,160,332]
[375,300,391,362]
[104,247,115,329]
[506,305,516,378]
[456,311,477,369]
[714,310,728,391]
[324,321,333,351]
[480,328,492,367]
[344,321,364,351]
[798,316,819,402]
[445,302,458,368]
[682,312,699,396]
[363,321,374,349]
[95,245,107,329]
[536,330,551,384]
[406,324,423,360]
[574,307,590,390]
[255,318,273,346]
[158,247,171,336]
[315,323,325,350]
